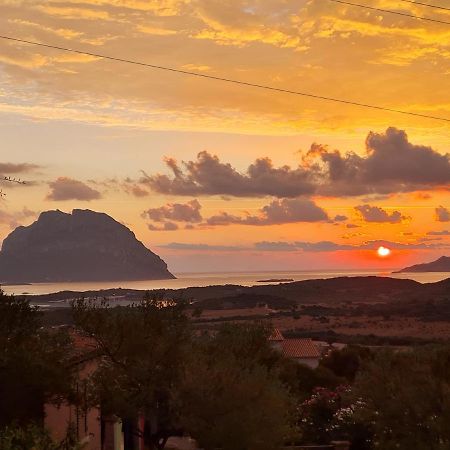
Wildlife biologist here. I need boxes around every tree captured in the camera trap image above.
[0,290,74,426]
[276,352,342,402]
[176,323,293,450]
[320,346,374,382]
[351,347,450,450]
[72,293,192,450]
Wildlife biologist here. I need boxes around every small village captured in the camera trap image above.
[2,289,449,450]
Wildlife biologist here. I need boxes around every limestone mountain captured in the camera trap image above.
[0,209,175,283]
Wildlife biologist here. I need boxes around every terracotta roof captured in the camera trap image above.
[281,338,321,359]
[269,328,284,341]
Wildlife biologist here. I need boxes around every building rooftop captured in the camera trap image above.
[268,328,284,341]
[281,338,321,359]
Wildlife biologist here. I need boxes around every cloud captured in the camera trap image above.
[102,178,150,197]
[355,204,407,224]
[142,198,328,229]
[143,199,202,231]
[305,127,450,196]
[258,198,329,224]
[159,238,449,253]
[252,241,298,252]
[334,214,348,222]
[435,206,450,222]
[0,163,40,174]
[142,151,315,198]
[205,211,242,226]
[46,177,102,201]
[359,240,448,251]
[143,199,202,223]
[161,242,244,251]
[148,221,179,231]
[427,230,450,236]
[143,129,450,198]
[206,198,329,226]
[193,3,302,49]
[126,184,150,198]
[255,241,354,252]
[0,207,37,229]
[0,0,449,138]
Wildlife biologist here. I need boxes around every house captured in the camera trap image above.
[45,332,102,450]
[269,329,321,369]
[44,327,321,449]
[44,331,166,450]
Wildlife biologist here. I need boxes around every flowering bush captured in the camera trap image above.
[298,386,372,449]
[298,385,349,444]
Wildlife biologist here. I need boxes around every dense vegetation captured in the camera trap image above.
[1,289,450,450]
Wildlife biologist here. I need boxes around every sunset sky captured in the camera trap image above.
[0,0,449,272]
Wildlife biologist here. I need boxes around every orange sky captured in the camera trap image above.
[0,0,449,272]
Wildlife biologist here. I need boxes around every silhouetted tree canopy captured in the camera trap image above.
[176,323,293,450]
[0,290,74,427]
[72,293,192,449]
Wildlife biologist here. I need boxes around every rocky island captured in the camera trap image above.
[0,209,175,283]
[395,256,450,273]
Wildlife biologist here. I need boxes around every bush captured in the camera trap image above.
[0,424,84,450]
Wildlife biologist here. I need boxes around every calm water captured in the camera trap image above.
[2,269,448,297]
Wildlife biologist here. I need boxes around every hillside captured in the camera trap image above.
[27,275,448,307]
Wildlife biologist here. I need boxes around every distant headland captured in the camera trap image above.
[394,256,450,273]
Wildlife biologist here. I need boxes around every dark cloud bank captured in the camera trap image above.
[143,197,331,230]
[206,198,329,226]
[142,128,450,198]
[355,205,407,224]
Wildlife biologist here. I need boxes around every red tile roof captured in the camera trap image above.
[269,328,284,341]
[281,338,321,359]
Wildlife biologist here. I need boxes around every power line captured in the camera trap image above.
[397,0,450,12]
[0,34,449,123]
[329,0,450,25]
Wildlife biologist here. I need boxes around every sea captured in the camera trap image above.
[2,269,448,298]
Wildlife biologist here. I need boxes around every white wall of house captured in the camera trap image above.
[296,357,319,369]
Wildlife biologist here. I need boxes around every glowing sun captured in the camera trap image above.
[377,246,391,257]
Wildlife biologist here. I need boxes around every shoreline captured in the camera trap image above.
[15,274,449,306]
[3,270,449,297]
